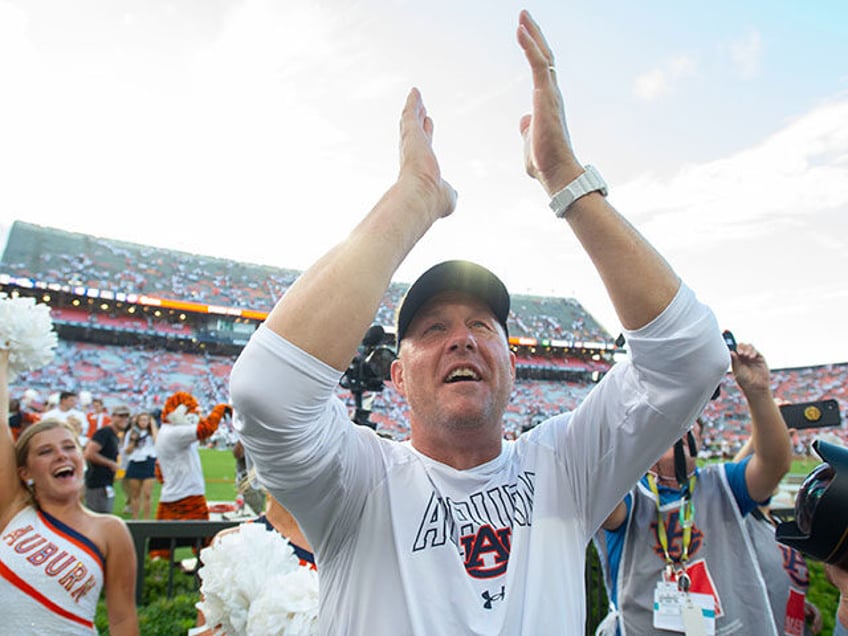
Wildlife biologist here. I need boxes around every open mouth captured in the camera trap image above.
[445,367,481,383]
[52,466,76,480]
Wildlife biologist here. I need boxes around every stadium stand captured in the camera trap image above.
[1,221,613,344]
[8,337,848,448]
[3,220,847,451]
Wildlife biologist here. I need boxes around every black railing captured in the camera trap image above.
[126,520,239,604]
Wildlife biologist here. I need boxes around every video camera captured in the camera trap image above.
[776,439,848,567]
[340,324,396,428]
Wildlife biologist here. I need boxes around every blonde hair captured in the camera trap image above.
[133,412,153,428]
[15,418,80,469]
[14,419,80,505]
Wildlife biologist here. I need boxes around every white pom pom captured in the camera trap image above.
[78,390,93,407]
[249,568,319,635]
[197,523,318,635]
[22,388,40,405]
[0,293,58,380]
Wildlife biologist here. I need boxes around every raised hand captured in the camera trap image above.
[516,10,582,195]
[398,87,457,223]
[731,342,772,396]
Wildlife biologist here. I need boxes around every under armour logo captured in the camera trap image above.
[481,586,506,609]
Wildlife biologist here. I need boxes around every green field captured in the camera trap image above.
[113,447,239,517]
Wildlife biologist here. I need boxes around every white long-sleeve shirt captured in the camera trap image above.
[154,425,204,502]
[231,284,729,635]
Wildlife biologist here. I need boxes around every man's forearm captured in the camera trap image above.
[744,385,792,500]
[747,387,791,464]
[564,195,680,331]
[516,12,680,333]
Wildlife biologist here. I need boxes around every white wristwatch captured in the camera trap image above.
[549,165,608,218]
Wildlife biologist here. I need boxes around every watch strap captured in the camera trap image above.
[549,165,608,218]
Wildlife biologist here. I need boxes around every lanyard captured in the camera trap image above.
[647,472,697,580]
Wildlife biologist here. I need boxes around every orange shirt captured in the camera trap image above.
[85,412,111,439]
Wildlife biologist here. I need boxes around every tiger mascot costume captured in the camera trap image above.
[150,391,231,558]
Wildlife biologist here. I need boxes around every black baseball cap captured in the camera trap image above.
[396,260,510,344]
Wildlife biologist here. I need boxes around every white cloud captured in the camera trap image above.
[613,97,848,247]
[634,69,667,101]
[729,30,762,79]
[633,55,696,101]
[668,55,697,77]
[583,96,848,367]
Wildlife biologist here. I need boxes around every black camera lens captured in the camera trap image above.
[795,462,835,535]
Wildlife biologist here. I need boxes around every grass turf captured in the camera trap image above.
[113,447,238,518]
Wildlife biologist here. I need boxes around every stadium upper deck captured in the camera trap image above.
[1,220,613,348]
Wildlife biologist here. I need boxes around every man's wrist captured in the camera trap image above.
[542,160,585,197]
[549,165,608,218]
[740,384,774,402]
[389,178,450,230]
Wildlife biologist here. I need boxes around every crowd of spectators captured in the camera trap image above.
[2,222,301,311]
[9,340,232,412]
[701,362,848,457]
[2,221,611,344]
[8,337,847,450]
[3,221,847,452]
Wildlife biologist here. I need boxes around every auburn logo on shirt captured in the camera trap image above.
[460,525,511,578]
[412,471,535,579]
[649,511,704,563]
[778,544,809,589]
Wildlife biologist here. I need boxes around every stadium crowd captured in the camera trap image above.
[2,221,611,344]
[8,337,848,452]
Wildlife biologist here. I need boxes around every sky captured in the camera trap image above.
[1,0,847,370]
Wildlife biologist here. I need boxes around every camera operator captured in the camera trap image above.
[777,439,848,635]
[340,324,395,429]
[595,341,792,635]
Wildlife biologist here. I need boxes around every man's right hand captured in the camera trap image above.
[731,342,772,397]
[516,10,583,197]
[397,87,457,225]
